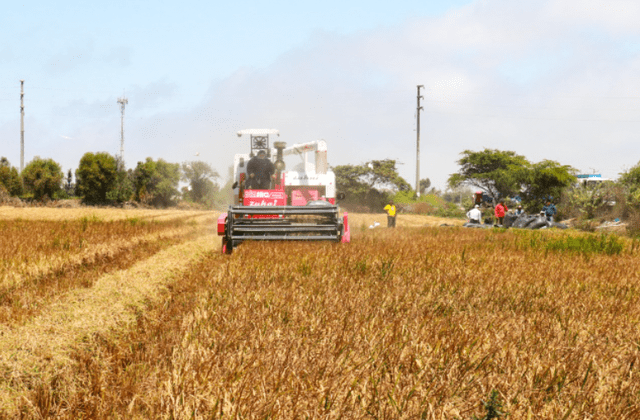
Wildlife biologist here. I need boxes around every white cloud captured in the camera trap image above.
[4,0,640,189]
[104,46,132,67]
[112,0,640,188]
[45,43,94,74]
[546,0,640,34]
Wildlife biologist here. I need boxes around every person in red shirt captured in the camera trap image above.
[494,200,508,226]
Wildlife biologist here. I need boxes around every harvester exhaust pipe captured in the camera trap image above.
[273,141,286,187]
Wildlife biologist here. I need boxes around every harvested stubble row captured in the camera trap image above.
[13,227,640,419]
[0,214,212,324]
[0,206,209,222]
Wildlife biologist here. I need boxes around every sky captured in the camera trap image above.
[1,0,639,190]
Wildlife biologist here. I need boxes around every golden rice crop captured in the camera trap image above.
[0,211,214,325]
[0,206,213,222]
[11,225,640,419]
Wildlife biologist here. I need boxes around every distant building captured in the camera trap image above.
[576,174,611,188]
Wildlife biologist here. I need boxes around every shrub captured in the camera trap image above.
[76,152,118,204]
[544,233,625,255]
[0,158,23,196]
[22,157,63,200]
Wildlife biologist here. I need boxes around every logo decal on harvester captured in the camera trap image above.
[291,175,320,180]
[248,200,275,206]
[244,190,286,199]
[243,190,286,206]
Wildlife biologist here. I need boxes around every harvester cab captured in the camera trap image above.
[217,129,350,254]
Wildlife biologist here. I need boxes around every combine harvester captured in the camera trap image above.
[218,129,350,254]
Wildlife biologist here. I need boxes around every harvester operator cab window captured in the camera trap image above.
[246,150,275,190]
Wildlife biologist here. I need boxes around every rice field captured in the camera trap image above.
[1,207,639,419]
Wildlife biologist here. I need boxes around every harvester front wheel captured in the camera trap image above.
[222,238,233,254]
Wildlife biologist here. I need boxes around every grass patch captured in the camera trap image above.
[544,233,625,255]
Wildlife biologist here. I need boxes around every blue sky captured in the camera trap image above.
[1,0,639,190]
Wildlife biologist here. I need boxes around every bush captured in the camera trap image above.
[133,158,180,207]
[544,233,624,255]
[22,157,63,201]
[107,169,134,204]
[395,193,465,218]
[559,182,618,220]
[435,202,465,219]
[76,152,118,204]
[0,158,23,196]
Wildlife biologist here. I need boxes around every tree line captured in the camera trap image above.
[333,148,640,220]
[5,148,640,222]
[0,153,221,207]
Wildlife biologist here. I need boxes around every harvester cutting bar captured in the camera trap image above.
[229,235,339,241]
[220,204,347,253]
[233,225,339,233]
[228,206,339,217]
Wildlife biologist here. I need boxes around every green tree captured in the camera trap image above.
[619,162,640,205]
[419,178,431,194]
[620,163,640,188]
[333,159,411,211]
[133,158,180,207]
[105,156,134,203]
[182,161,220,205]
[448,149,529,201]
[75,152,118,204]
[107,169,134,203]
[518,160,576,211]
[0,157,23,196]
[22,157,64,200]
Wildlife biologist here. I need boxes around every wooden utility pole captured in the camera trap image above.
[416,85,424,197]
[20,80,24,172]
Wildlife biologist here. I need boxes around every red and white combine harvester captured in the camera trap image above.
[217,129,350,254]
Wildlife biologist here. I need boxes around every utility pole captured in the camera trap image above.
[416,85,424,197]
[20,80,24,172]
[117,95,128,170]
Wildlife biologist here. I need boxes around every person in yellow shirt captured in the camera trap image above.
[383,200,397,228]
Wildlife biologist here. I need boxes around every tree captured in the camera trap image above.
[333,159,411,211]
[419,178,431,194]
[0,157,23,196]
[75,152,118,204]
[443,185,474,206]
[448,149,529,201]
[620,162,640,189]
[107,168,134,203]
[22,157,63,200]
[106,156,134,203]
[618,162,640,206]
[65,169,74,194]
[182,161,220,205]
[133,158,180,207]
[518,160,576,211]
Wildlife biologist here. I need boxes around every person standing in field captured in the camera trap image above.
[383,200,397,228]
[466,204,482,224]
[542,201,557,222]
[494,200,508,226]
